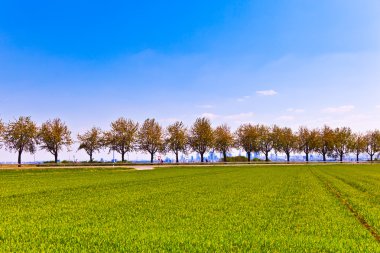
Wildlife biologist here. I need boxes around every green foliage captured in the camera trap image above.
[219,156,265,162]
[221,155,248,162]
[1,165,380,251]
[116,160,131,164]
[220,157,265,162]
[43,160,72,164]
[43,160,59,164]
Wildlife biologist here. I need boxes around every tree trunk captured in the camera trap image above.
[90,152,93,163]
[370,154,374,162]
[286,152,290,162]
[150,153,154,163]
[18,149,22,167]
[121,152,125,162]
[356,153,359,163]
[223,151,227,162]
[54,152,58,163]
[200,153,204,162]
[340,153,343,162]
[305,152,309,162]
[265,152,269,162]
[175,152,179,163]
[247,152,251,162]
[323,153,326,162]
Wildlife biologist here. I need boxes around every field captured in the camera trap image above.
[1,164,380,251]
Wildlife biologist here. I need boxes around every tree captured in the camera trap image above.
[333,127,353,162]
[257,125,274,162]
[138,118,165,163]
[104,118,139,162]
[315,125,335,162]
[3,116,38,166]
[297,126,318,162]
[38,118,73,163]
[365,130,380,161]
[213,124,234,162]
[235,124,259,162]
[272,125,297,162]
[165,121,188,163]
[189,117,214,162]
[350,133,367,162]
[78,127,104,162]
[0,119,4,148]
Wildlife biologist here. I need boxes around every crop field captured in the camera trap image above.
[1,164,380,252]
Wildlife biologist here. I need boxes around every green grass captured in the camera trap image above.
[1,165,380,251]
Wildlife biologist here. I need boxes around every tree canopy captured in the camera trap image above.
[138,118,165,163]
[165,121,188,163]
[213,124,234,162]
[0,119,4,149]
[104,118,139,162]
[2,115,380,164]
[189,117,214,162]
[38,118,73,163]
[365,130,380,161]
[235,124,259,162]
[78,127,104,162]
[3,116,38,166]
[272,126,297,162]
[333,127,353,162]
[297,126,319,162]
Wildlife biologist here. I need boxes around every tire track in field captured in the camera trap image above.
[319,171,380,202]
[309,168,380,243]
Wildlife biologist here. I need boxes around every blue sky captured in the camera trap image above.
[1,0,380,161]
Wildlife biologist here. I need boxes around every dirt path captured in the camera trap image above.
[0,162,370,171]
[131,165,155,170]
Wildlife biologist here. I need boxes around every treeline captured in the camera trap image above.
[0,116,379,166]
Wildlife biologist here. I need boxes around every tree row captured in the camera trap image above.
[1,116,380,165]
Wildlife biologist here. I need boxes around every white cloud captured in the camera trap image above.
[199,112,254,123]
[277,115,295,121]
[256,89,278,96]
[200,113,219,120]
[303,113,376,131]
[159,118,179,124]
[286,108,305,113]
[197,104,214,109]
[237,95,251,102]
[322,105,355,113]
[224,112,254,121]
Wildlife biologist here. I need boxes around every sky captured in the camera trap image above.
[1,0,380,162]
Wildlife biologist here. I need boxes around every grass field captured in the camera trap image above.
[1,164,380,252]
